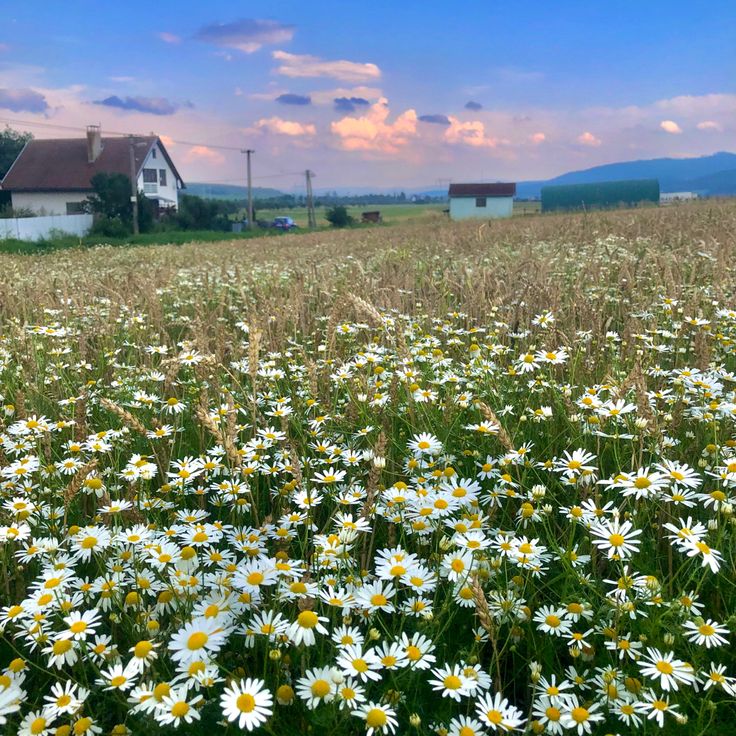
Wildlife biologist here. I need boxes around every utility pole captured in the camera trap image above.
[305,169,316,228]
[128,136,139,235]
[243,149,254,229]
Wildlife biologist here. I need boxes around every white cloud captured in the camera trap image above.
[272,51,381,82]
[254,116,316,137]
[697,120,723,132]
[660,119,683,134]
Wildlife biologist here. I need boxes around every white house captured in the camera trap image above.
[1,125,185,216]
[448,182,516,220]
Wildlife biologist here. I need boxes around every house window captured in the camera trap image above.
[475,197,487,207]
[143,168,158,183]
[66,201,85,215]
[151,149,157,159]
[159,169,167,186]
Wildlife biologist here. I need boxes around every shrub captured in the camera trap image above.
[325,205,354,228]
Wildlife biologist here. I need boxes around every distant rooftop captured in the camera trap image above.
[448,182,516,198]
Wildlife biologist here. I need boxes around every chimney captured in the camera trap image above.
[86,124,102,163]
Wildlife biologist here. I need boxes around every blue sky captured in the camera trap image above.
[1,0,734,189]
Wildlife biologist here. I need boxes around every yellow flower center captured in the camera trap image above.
[237,693,256,712]
[187,631,209,650]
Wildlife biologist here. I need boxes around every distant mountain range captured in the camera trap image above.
[184,182,285,200]
[513,151,736,199]
[186,152,736,201]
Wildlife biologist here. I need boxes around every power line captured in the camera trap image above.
[0,116,245,151]
[0,115,308,183]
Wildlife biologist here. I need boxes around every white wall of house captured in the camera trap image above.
[449,196,513,220]
[11,191,89,216]
[137,142,180,209]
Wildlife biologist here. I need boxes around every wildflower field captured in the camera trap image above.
[1,202,736,735]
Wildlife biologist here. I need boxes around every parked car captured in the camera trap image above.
[272,216,298,231]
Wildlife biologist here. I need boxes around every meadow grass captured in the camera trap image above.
[0,201,735,735]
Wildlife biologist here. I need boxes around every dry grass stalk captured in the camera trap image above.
[478,402,514,452]
[194,393,241,468]
[99,397,148,437]
[63,459,99,527]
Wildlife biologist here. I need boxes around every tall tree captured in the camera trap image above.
[0,126,33,180]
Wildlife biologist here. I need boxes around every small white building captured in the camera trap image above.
[1,125,184,216]
[448,182,516,220]
[660,191,698,205]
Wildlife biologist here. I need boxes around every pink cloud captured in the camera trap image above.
[660,119,683,134]
[183,145,225,165]
[697,120,723,132]
[444,117,501,148]
[157,32,181,44]
[331,97,417,153]
[576,131,602,147]
[254,116,316,136]
[530,132,546,144]
[272,51,381,82]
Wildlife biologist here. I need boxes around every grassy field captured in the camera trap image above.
[254,202,447,227]
[0,202,735,734]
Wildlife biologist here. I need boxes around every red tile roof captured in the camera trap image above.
[448,182,516,198]
[1,136,184,192]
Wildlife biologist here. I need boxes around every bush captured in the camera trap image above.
[175,195,232,231]
[90,217,130,238]
[325,205,354,228]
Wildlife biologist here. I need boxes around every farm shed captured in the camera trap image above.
[541,179,659,212]
[448,182,516,220]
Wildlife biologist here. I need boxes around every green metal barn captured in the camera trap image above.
[541,179,660,212]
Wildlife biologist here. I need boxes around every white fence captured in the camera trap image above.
[0,214,93,241]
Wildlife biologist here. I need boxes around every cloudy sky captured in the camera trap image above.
[1,0,735,190]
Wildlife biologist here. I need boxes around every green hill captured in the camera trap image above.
[185,183,287,200]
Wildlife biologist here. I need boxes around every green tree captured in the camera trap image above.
[325,205,354,228]
[84,172,155,234]
[0,127,33,210]
[0,126,33,180]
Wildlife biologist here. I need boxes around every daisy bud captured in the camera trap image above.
[708,519,719,531]
[369,628,381,641]
[276,684,294,705]
[634,417,648,429]
[409,714,422,727]
[531,484,546,500]
[722,502,733,516]
[372,456,386,469]
[663,632,675,646]
[268,649,281,661]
